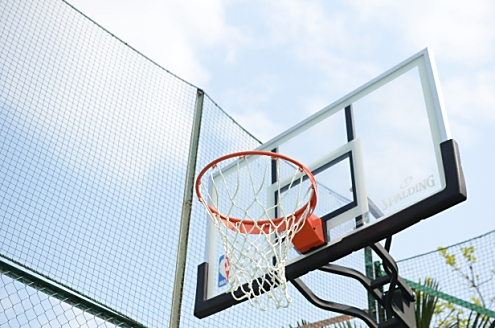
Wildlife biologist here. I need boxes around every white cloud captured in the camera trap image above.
[446,72,495,122]
[67,0,247,86]
[260,0,495,83]
[218,73,286,141]
[348,0,495,66]
[232,110,285,142]
[403,1,495,65]
[261,0,380,92]
[443,70,495,146]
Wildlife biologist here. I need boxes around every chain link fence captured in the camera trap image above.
[1,0,199,326]
[398,229,495,327]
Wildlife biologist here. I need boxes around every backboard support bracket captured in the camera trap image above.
[292,242,416,328]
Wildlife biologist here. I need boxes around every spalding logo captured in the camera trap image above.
[381,175,435,211]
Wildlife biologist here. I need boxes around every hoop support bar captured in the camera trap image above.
[303,242,415,328]
[291,277,379,328]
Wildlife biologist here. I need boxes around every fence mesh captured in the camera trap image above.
[1,0,196,326]
[302,231,495,328]
[1,0,491,327]
[0,257,139,327]
[397,229,495,327]
[1,273,115,328]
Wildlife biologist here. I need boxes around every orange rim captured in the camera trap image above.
[195,150,317,234]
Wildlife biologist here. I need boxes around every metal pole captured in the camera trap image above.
[345,104,376,318]
[365,247,377,321]
[374,261,387,323]
[170,89,204,328]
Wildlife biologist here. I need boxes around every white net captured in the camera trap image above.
[196,152,316,310]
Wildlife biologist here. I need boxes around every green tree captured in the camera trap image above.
[415,278,440,328]
[438,246,495,308]
[435,246,495,327]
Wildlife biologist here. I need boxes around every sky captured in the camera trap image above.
[65,0,495,261]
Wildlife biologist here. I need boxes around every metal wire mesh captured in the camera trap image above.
[398,229,495,327]
[1,272,117,328]
[1,257,142,327]
[1,0,197,326]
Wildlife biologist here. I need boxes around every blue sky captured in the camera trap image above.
[67,0,495,261]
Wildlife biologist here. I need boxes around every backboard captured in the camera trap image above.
[194,48,466,318]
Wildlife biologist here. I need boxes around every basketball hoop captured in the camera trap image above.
[195,150,322,310]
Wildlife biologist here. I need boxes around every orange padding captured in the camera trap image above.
[292,214,326,254]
